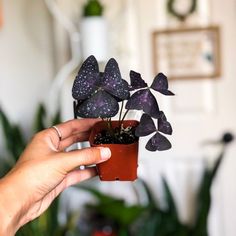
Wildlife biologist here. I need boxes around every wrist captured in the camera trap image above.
[0,176,23,235]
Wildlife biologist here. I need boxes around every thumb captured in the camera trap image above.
[56,147,111,172]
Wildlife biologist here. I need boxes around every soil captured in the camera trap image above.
[94,126,138,145]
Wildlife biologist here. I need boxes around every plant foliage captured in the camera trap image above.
[83,0,104,17]
[0,104,72,236]
[78,136,233,236]
[72,55,174,151]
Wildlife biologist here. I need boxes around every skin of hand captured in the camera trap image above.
[0,119,111,235]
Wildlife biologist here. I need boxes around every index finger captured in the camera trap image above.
[51,118,100,141]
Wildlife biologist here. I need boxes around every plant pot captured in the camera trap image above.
[89,120,139,181]
[80,17,108,61]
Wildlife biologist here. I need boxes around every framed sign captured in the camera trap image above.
[152,26,221,80]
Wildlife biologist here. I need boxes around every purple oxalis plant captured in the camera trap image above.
[72,55,174,151]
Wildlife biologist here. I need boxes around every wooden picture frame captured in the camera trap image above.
[152,26,221,80]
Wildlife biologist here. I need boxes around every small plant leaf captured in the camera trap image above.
[146,132,172,151]
[129,70,147,91]
[135,114,156,137]
[76,90,119,118]
[158,111,172,135]
[72,55,100,100]
[126,89,160,118]
[151,73,174,96]
[101,58,130,100]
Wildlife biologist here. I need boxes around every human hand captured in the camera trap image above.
[0,119,111,235]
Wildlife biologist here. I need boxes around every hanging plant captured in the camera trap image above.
[167,0,197,22]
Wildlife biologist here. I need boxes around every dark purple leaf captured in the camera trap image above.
[101,58,130,100]
[111,85,131,102]
[76,90,119,118]
[150,73,174,96]
[145,132,172,151]
[135,114,156,137]
[158,111,172,135]
[73,100,85,118]
[129,70,147,91]
[125,89,160,118]
[72,55,100,100]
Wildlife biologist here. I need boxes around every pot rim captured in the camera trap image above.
[90,119,139,147]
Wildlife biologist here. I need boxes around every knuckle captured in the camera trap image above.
[32,130,45,141]
[31,129,52,145]
[83,147,101,161]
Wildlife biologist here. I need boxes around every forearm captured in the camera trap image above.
[0,176,23,236]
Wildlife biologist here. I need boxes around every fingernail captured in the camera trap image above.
[99,147,111,160]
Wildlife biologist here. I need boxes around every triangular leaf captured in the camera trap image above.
[158,111,172,135]
[126,89,160,118]
[76,90,119,118]
[135,114,156,137]
[145,132,172,151]
[151,73,174,96]
[72,55,100,100]
[129,70,147,91]
[101,58,130,100]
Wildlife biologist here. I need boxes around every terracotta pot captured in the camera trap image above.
[89,120,139,181]
[93,230,116,236]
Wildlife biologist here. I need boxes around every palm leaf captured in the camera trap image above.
[79,186,144,227]
[138,179,158,208]
[192,149,225,236]
[162,178,178,220]
[33,104,46,132]
[0,108,26,161]
[51,109,61,126]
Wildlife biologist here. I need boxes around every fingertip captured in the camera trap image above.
[58,146,111,172]
[98,147,111,160]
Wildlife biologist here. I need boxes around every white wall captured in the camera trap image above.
[133,0,236,236]
[0,0,54,136]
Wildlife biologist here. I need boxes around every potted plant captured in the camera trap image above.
[72,55,174,181]
[80,0,108,61]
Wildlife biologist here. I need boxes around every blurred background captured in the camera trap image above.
[0,0,236,235]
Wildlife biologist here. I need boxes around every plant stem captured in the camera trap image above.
[102,118,110,132]
[119,101,124,123]
[118,109,130,135]
[118,101,124,131]
[106,117,115,138]
[121,109,129,125]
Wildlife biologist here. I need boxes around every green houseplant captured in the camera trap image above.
[83,0,104,17]
[0,105,77,236]
[72,55,174,181]
[77,132,234,236]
